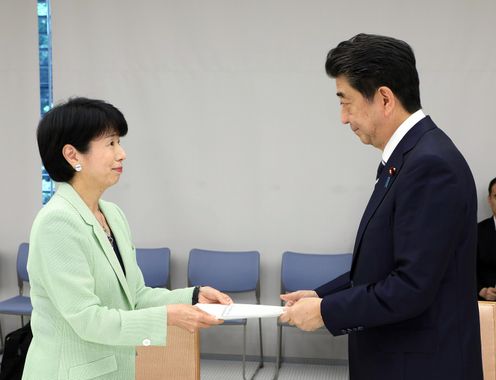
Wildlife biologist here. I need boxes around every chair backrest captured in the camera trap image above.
[188,249,260,295]
[281,251,352,293]
[17,243,30,293]
[136,247,171,288]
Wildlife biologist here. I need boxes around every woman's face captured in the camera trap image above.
[78,132,126,191]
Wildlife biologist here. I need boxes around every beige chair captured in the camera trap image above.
[479,301,496,380]
[136,326,199,380]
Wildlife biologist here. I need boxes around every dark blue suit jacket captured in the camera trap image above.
[315,117,483,380]
[477,217,496,293]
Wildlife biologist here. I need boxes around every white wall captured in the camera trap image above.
[0,1,40,339]
[2,0,494,361]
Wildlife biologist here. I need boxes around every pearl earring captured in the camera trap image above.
[74,163,82,172]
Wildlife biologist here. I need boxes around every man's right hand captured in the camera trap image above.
[479,287,496,301]
[280,290,318,306]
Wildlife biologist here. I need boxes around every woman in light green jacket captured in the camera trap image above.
[23,97,231,380]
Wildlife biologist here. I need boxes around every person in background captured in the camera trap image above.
[22,97,230,380]
[280,33,483,380]
[477,177,496,300]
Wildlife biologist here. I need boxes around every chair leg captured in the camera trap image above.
[245,318,264,379]
[0,320,4,354]
[258,317,264,367]
[242,324,247,380]
[241,320,264,380]
[273,324,283,380]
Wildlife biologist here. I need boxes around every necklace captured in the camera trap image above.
[96,211,113,245]
[101,224,114,245]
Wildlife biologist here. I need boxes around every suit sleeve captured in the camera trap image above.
[321,155,466,335]
[315,272,352,297]
[29,210,171,347]
[133,268,194,309]
[476,225,484,295]
[112,204,195,309]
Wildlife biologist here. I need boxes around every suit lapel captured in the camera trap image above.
[99,201,136,306]
[351,117,436,271]
[56,183,134,307]
[92,213,134,308]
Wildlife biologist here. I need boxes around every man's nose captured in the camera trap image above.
[341,109,349,124]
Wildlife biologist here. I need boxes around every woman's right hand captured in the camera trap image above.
[167,304,223,332]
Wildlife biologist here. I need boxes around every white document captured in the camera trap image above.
[196,303,284,320]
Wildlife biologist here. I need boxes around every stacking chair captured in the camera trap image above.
[135,247,171,289]
[274,251,352,379]
[0,243,32,352]
[188,249,263,380]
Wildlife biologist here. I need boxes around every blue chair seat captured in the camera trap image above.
[0,296,32,315]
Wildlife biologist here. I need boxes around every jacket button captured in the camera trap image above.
[142,338,151,346]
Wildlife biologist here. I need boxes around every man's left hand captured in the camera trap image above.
[279,297,324,331]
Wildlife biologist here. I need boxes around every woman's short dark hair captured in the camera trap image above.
[37,97,128,182]
[325,33,421,113]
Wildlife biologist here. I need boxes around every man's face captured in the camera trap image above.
[488,183,496,217]
[335,76,385,149]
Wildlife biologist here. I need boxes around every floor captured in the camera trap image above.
[0,354,349,379]
[201,359,349,380]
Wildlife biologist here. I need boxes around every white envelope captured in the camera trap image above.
[196,303,284,320]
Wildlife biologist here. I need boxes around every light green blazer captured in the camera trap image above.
[22,183,194,380]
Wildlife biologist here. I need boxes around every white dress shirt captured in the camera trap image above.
[382,109,426,163]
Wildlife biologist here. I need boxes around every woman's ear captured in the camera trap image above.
[62,144,80,168]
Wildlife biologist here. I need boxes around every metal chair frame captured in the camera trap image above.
[0,243,32,353]
[188,249,263,380]
[273,251,352,380]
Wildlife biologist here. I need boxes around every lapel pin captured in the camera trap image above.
[384,167,397,188]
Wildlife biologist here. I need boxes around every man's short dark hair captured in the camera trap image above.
[37,97,128,182]
[325,33,421,113]
[489,177,496,195]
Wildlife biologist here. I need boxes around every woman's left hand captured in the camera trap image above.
[198,286,232,305]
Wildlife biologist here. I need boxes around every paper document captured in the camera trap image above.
[196,303,284,320]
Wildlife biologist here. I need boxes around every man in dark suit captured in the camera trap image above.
[280,34,483,380]
[478,177,496,300]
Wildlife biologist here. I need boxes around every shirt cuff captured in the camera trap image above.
[192,286,201,304]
